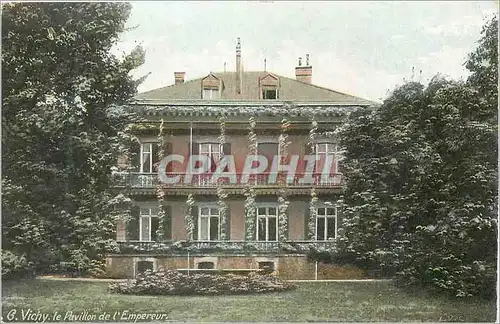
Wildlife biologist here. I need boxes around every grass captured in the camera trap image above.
[1,278,495,322]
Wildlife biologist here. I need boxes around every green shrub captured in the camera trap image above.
[394,261,496,299]
[1,250,33,279]
[108,269,295,295]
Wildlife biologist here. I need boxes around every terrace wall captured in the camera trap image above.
[104,254,367,280]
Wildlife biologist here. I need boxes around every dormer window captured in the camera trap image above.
[259,73,279,100]
[203,88,219,99]
[262,88,277,99]
[201,73,222,100]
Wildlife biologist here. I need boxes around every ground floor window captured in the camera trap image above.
[140,207,159,241]
[199,206,220,241]
[316,206,337,240]
[256,206,278,241]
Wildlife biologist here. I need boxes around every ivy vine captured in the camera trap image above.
[185,193,195,240]
[308,119,318,240]
[138,104,364,118]
[244,117,258,240]
[155,119,169,241]
[244,187,257,241]
[216,116,230,240]
[308,187,318,240]
[217,187,229,240]
[277,118,291,240]
[278,190,289,241]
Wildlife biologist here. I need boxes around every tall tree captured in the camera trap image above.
[2,3,144,276]
[337,16,497,298]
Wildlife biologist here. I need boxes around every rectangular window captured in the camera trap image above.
[262,89,277,100]
[140,207,160,241]
[256,206,278,241]
[315,142,343,175]
[199,143,223,167]
[198,143,222,184]
[140,143,153,173]
[198,206,220,241]
[316,206,337,240]
[202,88,219,99]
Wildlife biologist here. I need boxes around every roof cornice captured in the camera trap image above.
[130,99,373,107]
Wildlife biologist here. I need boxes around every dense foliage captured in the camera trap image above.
[109,269,295,295]
[337,16,497,298]
[2,3,144,276]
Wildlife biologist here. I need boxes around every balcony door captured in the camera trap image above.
[198,143,222,185]
[315,142,343,184]
[139,143,159,186]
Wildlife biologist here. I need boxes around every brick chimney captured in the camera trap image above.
[174,72,185,84]
[295,54,312,84]
[236,37,242,94]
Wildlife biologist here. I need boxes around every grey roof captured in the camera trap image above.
[134,71,373,105]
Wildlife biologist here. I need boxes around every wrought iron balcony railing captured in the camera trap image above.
[111,172,343,188]
[112,240,337,255]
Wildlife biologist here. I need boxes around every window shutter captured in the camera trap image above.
[222,143,231,155]
[225,205,231,240]
[164,205,172,240]
[284,207,289,240]
[191,142,199,155]
[337,158,344,174]
[191,205,199,241]
[152,143,159,165]
[163,142,172,155]
[130,140,141,172]
[336,205,342,238]
[162,142,173,172]
[127,205,140,241]
[222,143,231,172]
[305,143,313,155]
[304,205,310,240]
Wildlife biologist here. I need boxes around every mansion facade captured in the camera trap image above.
[105,39,373,279]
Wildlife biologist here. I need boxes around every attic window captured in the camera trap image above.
[260,73,279,100]
[262,88,277,100]
[203,88,219,99]
[201,73,222,100]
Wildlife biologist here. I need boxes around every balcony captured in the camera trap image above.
[111,240,337,255]
[111,172,343,189]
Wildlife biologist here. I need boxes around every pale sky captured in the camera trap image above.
[114,1,498,102]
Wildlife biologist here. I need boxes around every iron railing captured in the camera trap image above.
[111,172,343,188]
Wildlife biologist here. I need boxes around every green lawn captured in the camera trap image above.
[1,279,495,322]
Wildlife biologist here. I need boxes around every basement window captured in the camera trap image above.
[258,261,275,271]
[262,88,277,100]
[197,261,215,269]
[136,261,154,275]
